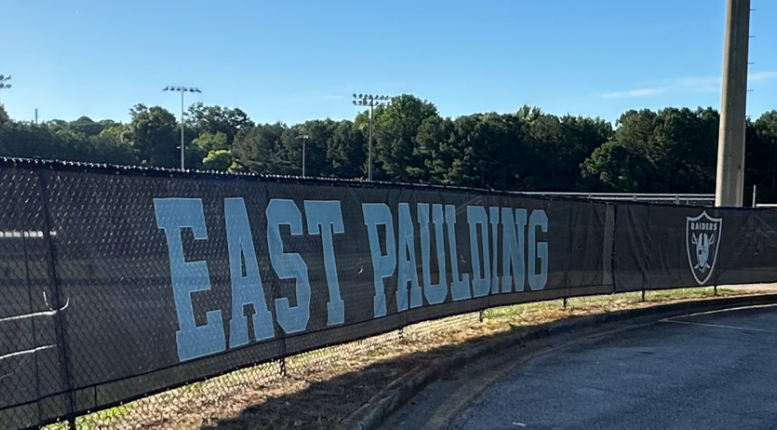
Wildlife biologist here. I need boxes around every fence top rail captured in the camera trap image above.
[515,192,714,199]
[0,156,716,207]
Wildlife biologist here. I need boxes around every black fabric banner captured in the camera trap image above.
[0,160,776,429]
[613,203,777,292]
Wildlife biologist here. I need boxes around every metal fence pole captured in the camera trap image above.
[38,171,79,428]
[279,358,287,378]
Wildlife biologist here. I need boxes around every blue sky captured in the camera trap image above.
[1,0,775,125]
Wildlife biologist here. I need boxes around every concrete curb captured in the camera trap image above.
[335,293,777,430]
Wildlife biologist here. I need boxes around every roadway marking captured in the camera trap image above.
[406,304,777,430]
[670,302,777,318]
[422,322,656,430]
[660,319,777,333]
[658,303,777,334]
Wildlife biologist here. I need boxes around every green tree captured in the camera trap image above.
[282,123,322,177]
[99,124,133,144]
[193,131,229,153]
[521,111,612,191]
[415,115,455,184]
[373,95,440,182]
[231,122,295,174]
[0,103,9,125]
[582,108,717,192]
[128,104,179,167]
[188,103,254,145]
[748,111,777,203]
[0,122,63,159]
[69,116,107,138]
[327,120,366,179]
[442,113,530,190]
[201,149,233,171]
[86,134,139,165]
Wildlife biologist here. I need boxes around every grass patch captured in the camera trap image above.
[58,286,757,430]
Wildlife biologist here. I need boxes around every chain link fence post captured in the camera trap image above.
[38,171,78,429]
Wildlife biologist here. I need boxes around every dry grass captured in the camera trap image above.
[67,287,755,430]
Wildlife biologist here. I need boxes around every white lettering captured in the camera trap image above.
[446,205,471,301]
[266,199,311,334]
[418,203,448,305]
[528,210,548,290]
[467,206,491,298]
[501,208,527,293]
[489,207,500,294]
[154,198,226,361]
[304,201,346,326]
[397,203,422,311]
[362,204,396,318]
[225,198,274,347]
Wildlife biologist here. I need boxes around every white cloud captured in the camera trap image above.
[601,87,665,99]
[673,76,720,90]
[670,71,777,90]
[748,71,777,82]
[601,71,777,99]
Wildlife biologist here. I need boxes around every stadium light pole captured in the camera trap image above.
[0,75,11,90]
[353,94,392,181]
[296,134,310,177]
[163,86,202,170]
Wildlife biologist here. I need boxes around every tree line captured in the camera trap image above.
[1,95,777,202]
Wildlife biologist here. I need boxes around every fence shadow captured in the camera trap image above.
[197,317,552,430]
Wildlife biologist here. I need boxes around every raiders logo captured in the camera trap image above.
[685,211,722,285]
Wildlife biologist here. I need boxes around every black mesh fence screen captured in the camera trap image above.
[0,159,775,429]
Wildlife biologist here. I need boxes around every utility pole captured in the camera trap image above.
[715,0,751,207]
[296,134,310,177]
[353,94,392,181]
[163,86,202,170]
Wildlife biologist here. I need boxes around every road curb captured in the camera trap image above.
[335,293,777,430]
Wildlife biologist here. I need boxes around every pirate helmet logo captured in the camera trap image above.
[685,211,722,285]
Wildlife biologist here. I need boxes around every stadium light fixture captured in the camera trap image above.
[163,86,202,170]
[296,134,310,177]
[352,94,393,181]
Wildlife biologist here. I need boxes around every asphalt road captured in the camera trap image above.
[381,304,777,430]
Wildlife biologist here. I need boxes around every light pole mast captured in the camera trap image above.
[296,134,310,177]
[715,0,751,207]
[163,86,202,170]
[353,94,392,181]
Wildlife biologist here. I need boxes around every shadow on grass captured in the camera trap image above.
[200,287,742,430]
[197,319,557,430]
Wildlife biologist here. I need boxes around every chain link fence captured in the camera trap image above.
[46,310,479,430]
[2,159,775,430]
